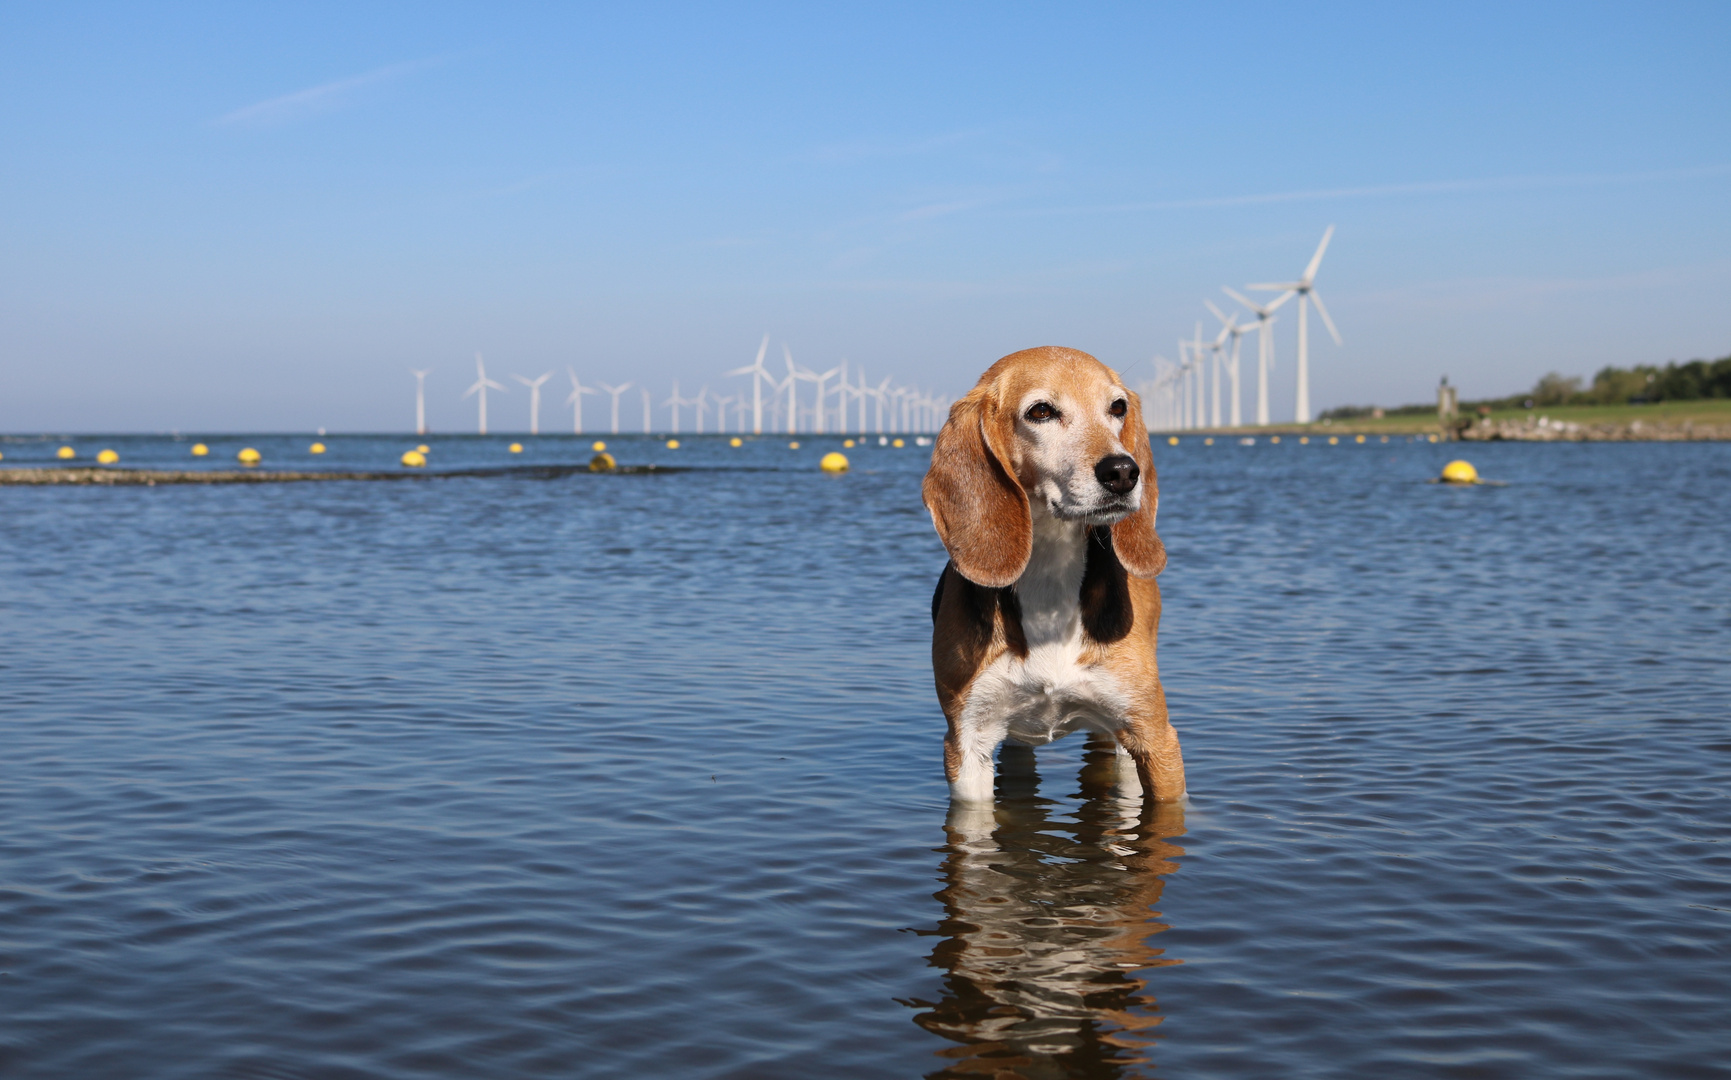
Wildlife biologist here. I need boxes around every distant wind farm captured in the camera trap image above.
[412,229,1345,440]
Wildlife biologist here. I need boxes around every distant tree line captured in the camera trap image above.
[1320,352,1731,420]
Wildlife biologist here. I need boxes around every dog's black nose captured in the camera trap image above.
[1094,454,1140,495]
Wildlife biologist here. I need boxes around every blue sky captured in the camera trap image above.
[3,2,1728,432]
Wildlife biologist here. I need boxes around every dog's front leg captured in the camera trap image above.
[1114,684,1185,803]
[945,713,1001,805]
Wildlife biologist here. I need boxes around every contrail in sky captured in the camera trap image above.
[215,57,442,127]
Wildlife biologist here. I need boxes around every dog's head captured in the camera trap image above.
[923,346,1166,588]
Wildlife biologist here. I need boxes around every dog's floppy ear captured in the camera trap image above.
[1111,387,1167,578]
[923,391,1031,588]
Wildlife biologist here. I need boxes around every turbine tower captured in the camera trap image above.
[565,367,596,435]
[464,354,506,435]
[513,371,552,435]
[781,345,804,434]
[1223,286,1291,426]
[640,387,652,433]
[599,381,632,435]
[1249,225,1342,424]
[411,369,430,435]
[726,334,772,434]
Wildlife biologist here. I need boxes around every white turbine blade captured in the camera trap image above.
[755,334,769,367]
[1247,281,1301,291]
[1204,298,1230,325]
[1221,286,1266,315]
[726,364,759,376]
[1302,225,1335,285]
[1309,288,1343,344]
[1264,289,1297,313]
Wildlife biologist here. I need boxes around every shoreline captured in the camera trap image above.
[0,464,685,485]
[1157,416,1731,442]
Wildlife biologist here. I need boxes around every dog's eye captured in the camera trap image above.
[1024,402,1058,422]
[1108,398,1127,418]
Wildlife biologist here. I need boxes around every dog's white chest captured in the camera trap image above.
[963,519,1129,745]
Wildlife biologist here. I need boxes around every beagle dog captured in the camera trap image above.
[923,346,1184,805]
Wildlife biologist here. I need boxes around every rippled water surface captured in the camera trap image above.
[2,434,1728,1078]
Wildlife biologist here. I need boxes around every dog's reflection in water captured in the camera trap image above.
[908,739,1186,1079]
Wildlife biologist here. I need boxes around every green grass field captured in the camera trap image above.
[1172,398,1731,436]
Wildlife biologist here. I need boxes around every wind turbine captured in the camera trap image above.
[664,381,687,434]
[726,334,772,435]
[693,387,710,434]
[799,363,843,434]
[1175,341,1192,429]
[513,371,551,435]
[640,388,652,433]
[1205,300,1252,428]
[1203,321,1229,428]
[833,359,850,435]
[780,345,804,434]
[599,381,632,434]
[870,376,892,433]
[1223,286,1291,426]
[464,354,506,435]
[565,368,596,435]
[853,367,869,433]
[411,369,431,435]
[1249,225,1342,423]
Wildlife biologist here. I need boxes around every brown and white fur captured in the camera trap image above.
[923,346,1184,805]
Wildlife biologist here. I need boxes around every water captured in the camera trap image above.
[2,435,1727,1078]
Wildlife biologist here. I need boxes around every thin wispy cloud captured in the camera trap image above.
[1039,163,1731,216]
[215,57,443,128]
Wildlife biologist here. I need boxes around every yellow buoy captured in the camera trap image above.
[416,444,430,454]
[57,446,76,459]
[309,442,326,454]
[591,440,606,452]
[401,450,427,467]
[509,443,523,453]
[1440,459,1480,484]
[191,443,209,456]
[237,448,261,465]
[1299,436,1310,445]
[820,451,849,473]
[666,439,680,449]
[1428,434,1439,443]
[1328,436,1339,445]
[891,438,904,448]
[789,441,801,449]
[588,452,616,471]
[730,437,742,447]
[843,439,855,448]
[1355,434,1366,444]
[1204,437,1214,446]
[1167,436,1179,446]
[1270,436,1281,444]
[97,449,119,464]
